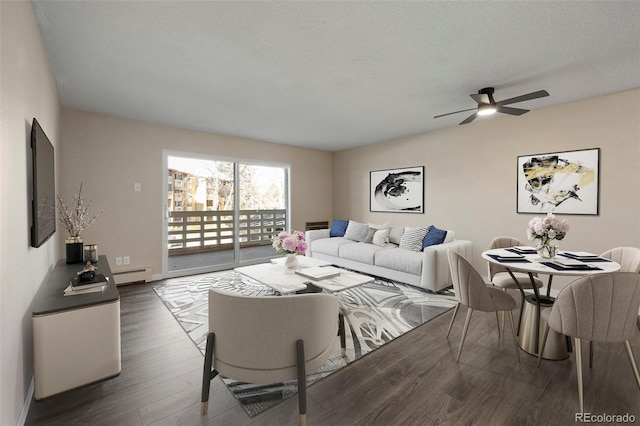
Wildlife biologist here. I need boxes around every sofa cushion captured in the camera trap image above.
[339,242,390,265]
[389,226,405,245]
[343,220,370,242]
[311,237,353,257]
[422,225,448,248]
[330,219,349,237]
[399,226,429,252]
[375,248,423,276]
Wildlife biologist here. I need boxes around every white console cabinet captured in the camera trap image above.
[32,255,121,399]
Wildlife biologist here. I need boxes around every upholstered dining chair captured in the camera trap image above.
[447,250,520,363]
[600,246,640,273]
[487,236,544,331]
[201,288,339,426]
[536,273,640,413]
[600,247,640,331]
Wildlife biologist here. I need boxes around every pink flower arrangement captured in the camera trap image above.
[272,230,307,255]
[526,212,569,246]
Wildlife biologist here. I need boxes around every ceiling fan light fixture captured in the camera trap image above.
[477,104,497,116]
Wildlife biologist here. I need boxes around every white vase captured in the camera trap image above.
[284,253,299,269]
[537,244,558,259]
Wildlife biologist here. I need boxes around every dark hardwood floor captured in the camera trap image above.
[26,281,640,426]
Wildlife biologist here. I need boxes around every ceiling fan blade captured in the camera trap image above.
[470,93,490,105]
[433,107,477,119]
[497,106,529,116]
[497,90,549,106]
[459,113,477,125]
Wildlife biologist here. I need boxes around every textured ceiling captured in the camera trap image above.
[32,1,640,151]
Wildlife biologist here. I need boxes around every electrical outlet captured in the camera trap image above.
[115,257,123,266]
[123,256,130,265]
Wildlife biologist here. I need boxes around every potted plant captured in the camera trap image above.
[526,212,569,258]
[57,183,104,263]
[272,230,307,269]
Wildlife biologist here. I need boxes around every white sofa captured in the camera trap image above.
[305,225,472,293]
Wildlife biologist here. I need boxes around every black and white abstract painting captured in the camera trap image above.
[517,148,600,215]
[370,166,424,213]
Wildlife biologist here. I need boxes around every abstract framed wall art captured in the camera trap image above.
[517,148,600,215]
[370,166,424,213]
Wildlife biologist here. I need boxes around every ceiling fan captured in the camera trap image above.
[434,87,550,125]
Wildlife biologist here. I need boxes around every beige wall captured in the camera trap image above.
[0,1,61,425]
[59,110,334,277]
[334,89,640,289]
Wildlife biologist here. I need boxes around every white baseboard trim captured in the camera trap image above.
[112,267,152,285]
[17,377,34,426]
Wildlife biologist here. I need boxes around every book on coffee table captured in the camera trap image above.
[295,266,342,280]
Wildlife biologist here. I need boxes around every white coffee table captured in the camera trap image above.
[235,256,374,295]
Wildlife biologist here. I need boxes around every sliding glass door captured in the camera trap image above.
[164,152,289,276]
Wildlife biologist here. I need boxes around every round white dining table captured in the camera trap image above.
[482,247,620,358]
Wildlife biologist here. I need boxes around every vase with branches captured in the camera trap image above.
[57,183,104,263]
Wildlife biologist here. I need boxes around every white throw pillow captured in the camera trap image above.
[369,222,389,231]
[343,220,370,242]
[399,227,429,252]
[372,229,390,246]
[444,230,455,243]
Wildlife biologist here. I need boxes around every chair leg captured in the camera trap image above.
[338,313,346,357]
[536,323,551,368]
[637,315,640,332]
[446,302,460,339]
[495,311,501,339]
[201,332,219,415]
[589,341,593,369]
[516,292,525,337]
[575,337,584,414]
[507,310,520,362]
[296,339,307,426]
[623,340,640,391]
[501,289,507,333]
[456,308,473,363]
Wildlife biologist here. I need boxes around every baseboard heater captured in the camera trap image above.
[112,267,152,285]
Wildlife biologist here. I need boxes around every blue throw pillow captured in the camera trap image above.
[422,225,447,249]
[330,220,349,237]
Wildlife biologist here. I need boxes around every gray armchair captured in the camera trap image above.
[201,288,339,426]
[537,272,640,413]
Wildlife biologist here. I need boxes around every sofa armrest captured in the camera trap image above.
[305,229,330,242]
[421,240,473,292]
[305,229,330,256]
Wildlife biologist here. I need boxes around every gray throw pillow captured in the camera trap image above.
[389,226,405,245]
[343,220,370,242]
[399,226,429,252]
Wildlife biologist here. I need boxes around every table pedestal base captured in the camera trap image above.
[519,294,570,360]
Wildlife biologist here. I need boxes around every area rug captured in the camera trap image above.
[153,269,456,417]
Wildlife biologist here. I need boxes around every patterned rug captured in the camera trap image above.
[153,268,456,417]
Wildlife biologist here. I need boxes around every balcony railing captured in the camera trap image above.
[168,209,286,255]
